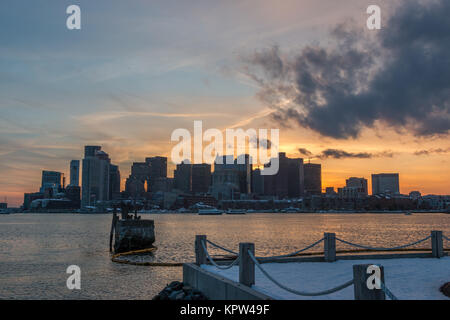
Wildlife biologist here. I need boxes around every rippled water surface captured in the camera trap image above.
[0,213,448,299]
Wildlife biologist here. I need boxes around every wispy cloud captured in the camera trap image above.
[75,111,233,125]
[414,147,450,156]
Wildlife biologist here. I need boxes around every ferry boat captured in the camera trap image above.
[225,209,246,215]
[198,208,223,215]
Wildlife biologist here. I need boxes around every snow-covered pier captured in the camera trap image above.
[182,231,450,300]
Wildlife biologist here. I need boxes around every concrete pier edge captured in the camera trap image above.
[183,251,448,300]
[183,263,273,300]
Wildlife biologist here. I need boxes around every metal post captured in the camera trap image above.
[353,264,386,300]
[195,235,207,265]
[239,243,255,286]
[431,230,444,258]
[324,232,336,262]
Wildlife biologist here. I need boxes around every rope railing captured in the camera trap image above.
[259,238,325,260]
[201,240,240,270]
[335,235,432,251]
[206,239,238,255]
[196,231,447,300]
[379,281,398,300]
[248,250,354,297]
[206,238,325,261]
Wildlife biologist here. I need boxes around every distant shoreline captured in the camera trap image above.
[5,210,449,215]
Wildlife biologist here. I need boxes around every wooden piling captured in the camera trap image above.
[239,243,255,287]
[324,232,336,262]
[431,230,444,258]
[195,235,207,265]
[353,264,385,300]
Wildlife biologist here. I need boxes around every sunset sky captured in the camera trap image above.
[1,0,449,206]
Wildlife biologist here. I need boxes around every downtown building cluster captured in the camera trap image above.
[22,145,450,212]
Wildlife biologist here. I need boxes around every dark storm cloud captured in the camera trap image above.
[295,147,394,159]
[244,0,450,139]
[319,149,372,159]
[250,137,272,150]
[298,148,312,156]
[317,149,394,159]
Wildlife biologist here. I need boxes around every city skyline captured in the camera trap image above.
[14,142,448,208]
[3,133,450,207]
[1,0,449,206]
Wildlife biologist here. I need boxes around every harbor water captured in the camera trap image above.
[0,213,449,299]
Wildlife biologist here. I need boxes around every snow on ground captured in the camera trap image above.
[202,257,450,300]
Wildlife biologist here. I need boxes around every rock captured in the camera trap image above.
[440,282,450,298]
[182,285,192,293]
[159,291,169,300]
[168,281,183,291]
[152,282,207,300]
[168,289,183,300]
[175,291,185,300]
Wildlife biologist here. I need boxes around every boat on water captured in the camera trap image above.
[198,208,223,215]
[225,209,246,215]
[281,207,301,213]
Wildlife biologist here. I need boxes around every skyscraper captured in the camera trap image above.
[69,160,80,187]
[304,163,322,195]
[173,161,192,193]
[251,168,264,195]
[211,155,241,200]
[262,153,304,198]
[214,155,252,194]
[40,170,64,193]
[81,146,112,208]
[372,173,400,195]
[191,164,211,194]
[109,164,121,200]
[235,154,252,194]
[346,177,368,197]
[125,162,151,197]
[146,156,167,179]
[146,156,167,192]
[286,157,304,198]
